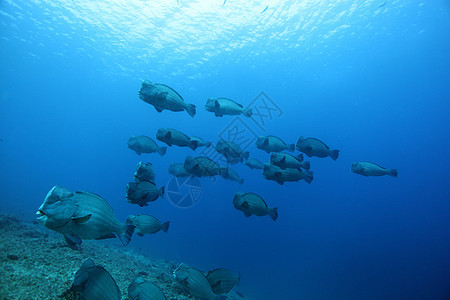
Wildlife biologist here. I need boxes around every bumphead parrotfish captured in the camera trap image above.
[37,186,135,246]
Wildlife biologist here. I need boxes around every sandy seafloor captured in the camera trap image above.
[0,214,247,300]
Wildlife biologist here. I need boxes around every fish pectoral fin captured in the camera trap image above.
[214,99,221,110]
[165,131,172,140]
[193,163,200,170]
[280,157,286,164]
[64,234,82,246]
[263,138,269,147]
[71,214,92,224]
[183,278,190,286]
[157,92,168,100]
[145,192,156,203]
[241,201,250,209]
[95,233,116,240]
[137,233,144,237]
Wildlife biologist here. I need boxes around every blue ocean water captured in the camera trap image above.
[1,0,449,299]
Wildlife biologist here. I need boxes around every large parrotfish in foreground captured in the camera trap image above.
[37,186,135,246]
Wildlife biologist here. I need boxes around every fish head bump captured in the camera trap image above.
[351,162,361,174]
[128,276,146,298]
[184,156,195,169]
[173,263,189,282]
[256,136,265,148]
[126,215,137,226]
[36,186,77,229]
[270,152,280,163]
[156,128,167,141]
[263,163,274,176]
[127,136,137,148]
[205,98,216,111]
[168,163,179,175]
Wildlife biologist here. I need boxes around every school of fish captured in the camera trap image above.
[36,79,397,299]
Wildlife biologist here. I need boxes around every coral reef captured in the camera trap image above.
[0,214,245,299]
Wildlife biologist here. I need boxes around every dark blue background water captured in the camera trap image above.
[1,1,449,299]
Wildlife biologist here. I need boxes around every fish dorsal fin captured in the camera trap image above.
[363,161,385,169]
[222,97,243,108]
[71,214,92,224]
[156,84,185,101]
[309,137,329,149]
[165,131,172,140]
[75,190,103,200]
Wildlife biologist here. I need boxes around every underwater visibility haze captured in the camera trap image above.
[1,0,450,299]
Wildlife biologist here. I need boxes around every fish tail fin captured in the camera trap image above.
[242,151,250,161]
[330,150,340,161]
[161,221,170,233]
[269,207,278,221]
[243,108,252,117]
[189,140,198,151]
[157,146,167,156]
[220,167,229,178]
[288,144,295,152]
[387,169,398,177]
[186,104,196,117]
[119,224,135,246]
[303,170,314,184]
[159,186,165,198]
[302,161,311,170]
